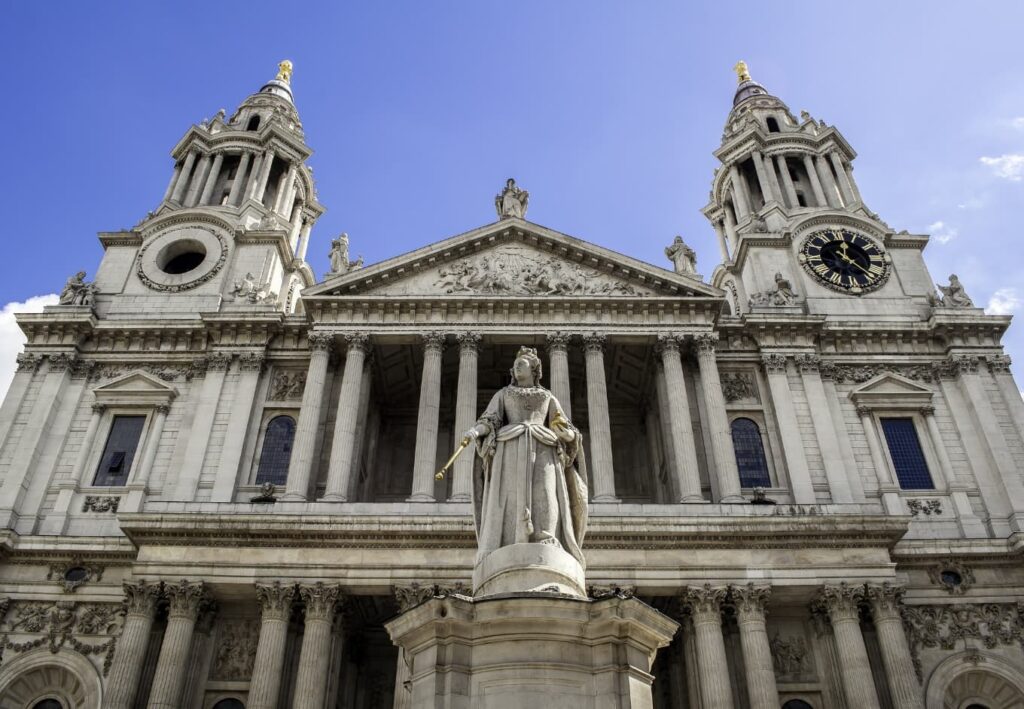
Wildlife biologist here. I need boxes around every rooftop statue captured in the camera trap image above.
[58,271,96,306]
[276,59,293,84]
[461,347,588,569]
[665,235,697,275]
[328,233,363,275]
[936,274,974,308]
[495,178,529,219]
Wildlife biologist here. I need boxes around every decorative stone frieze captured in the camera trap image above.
[721,371,757,402]
[82,495,120,513]
[761,353,788,373]
[902,602,1024,680]
[907,499,942,516]
[0,599,122,676]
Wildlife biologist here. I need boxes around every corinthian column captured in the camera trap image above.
[546,332,572,419]
[866,584,924,709]
[282,333,334,500]
[147,581,210,709]
[584,333,617,502]
[409,333,445,501]
[293,583,342,709]
[814,583,880,709]
[656,336,703,502]
[682,584,734,708]
[695,335,743,502]
[106,581,162,709]
[451,332,481,502]
[248,582,297,709]
[731,584,780,709]
[323,334,371,501]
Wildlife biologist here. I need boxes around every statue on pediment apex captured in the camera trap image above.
[328,233,363,275]
[495,178,529,219]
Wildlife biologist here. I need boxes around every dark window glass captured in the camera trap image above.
[782,701,814,709]
[881,418,935,490]
[246,115,261,131]
[93,415,146,486]
[212,700,245,709]
[731,418,771,488]
[33,700,65,709]
[766,116,781,132]
[255,416,296,485]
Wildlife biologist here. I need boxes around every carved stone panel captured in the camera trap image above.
[211,618,259,681]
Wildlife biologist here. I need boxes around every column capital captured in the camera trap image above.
[949,354,979,375]
[457,331,482,352]
[655,334,683,355]
[795,353,821,373]
[91,402,107,414]
[15,353,42,372]
[256,581,297,622]
[238,352,266,372]
[987,354,1012,373]
[694,333,718,355]
[583,332,607,353]
[205,352,233,372]
[344,332,371,354]
[422,331,446,352]
[47,352,78,372]
[393,582,439,613]
[165,580,208,620]
[299,582,343,621]
[730,583,771,620]
[308,332,335,353]
[864,582,905,620]
[856,404,873,418]
[154,403,171,415]
[681,583,728,619]
[545,331,571,354]
[122,580,162,618]
[813,582,865,622]
[918,404,936,417]
[761,353,788,374]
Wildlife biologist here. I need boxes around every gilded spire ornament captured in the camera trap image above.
[276,59,294,84]
[733,60,751,83]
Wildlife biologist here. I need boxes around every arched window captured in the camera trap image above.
[782,701,814,709]
[731,417,771,488]
[32,701,65,709]
[255,415,296,485]
[246,115,261,131]
[766,116,781,133]
[212,700,245,709]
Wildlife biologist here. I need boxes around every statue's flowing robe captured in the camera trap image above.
[472,385,588,567]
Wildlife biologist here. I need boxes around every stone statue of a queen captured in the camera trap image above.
[464,346,589,595]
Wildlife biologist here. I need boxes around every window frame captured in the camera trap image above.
[877,413,940,491]
[729,415,774,489]
[247,408,300,488]
[83,407,155,490]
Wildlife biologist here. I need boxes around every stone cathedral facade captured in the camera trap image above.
[1,59,1023,708]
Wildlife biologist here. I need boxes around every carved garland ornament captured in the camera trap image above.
[902,602,1024,681]
[136,225,228,293]
[0,599,122,676]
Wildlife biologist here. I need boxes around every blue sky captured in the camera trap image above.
[2,1,1024,390]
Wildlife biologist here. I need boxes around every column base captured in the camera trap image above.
[385,593,678,709]
[591,495,620,503]
[318,493,348,502]
[279,492,307,502]
[406,494,436,502]
[447,493,471,503]
[680,495,708,503]
[719,494,746,503]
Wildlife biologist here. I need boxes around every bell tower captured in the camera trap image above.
[703,62,942,320]
[89,61,325,317]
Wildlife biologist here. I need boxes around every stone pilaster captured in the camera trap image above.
[814,583,880,709]
[147,581,210,709]
[546,332,573,419]
[451,332,481,501]
[282,333,334,500]
[682,584,734,708]
[656,336,703,502]
[695,335,743,502]
[830,152,857,205]
[776,154,800,208]
[106,581,162,709]
[796,354,853,503]
[292,583,342,709]
[410,333,445,501]
[761,353,815,504]
[213,353,265,501]
[865,584,924,709]
[731,584,779,709]
[249,582,297,709]
[856,405,902,514]
[584,333,617,502]
[175,352,231,500]
[323,334,371,501]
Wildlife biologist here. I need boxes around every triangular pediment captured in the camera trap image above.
[93,370,178,406]
[849,372,933,407]
[305,219,720,299]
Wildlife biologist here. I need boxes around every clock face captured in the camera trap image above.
[799,228,890,294]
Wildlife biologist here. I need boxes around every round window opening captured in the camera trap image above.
[940,569,963,588]
[157,239,207,275]
[64,566,89,584]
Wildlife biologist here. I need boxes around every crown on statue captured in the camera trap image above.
[516,346,539,360]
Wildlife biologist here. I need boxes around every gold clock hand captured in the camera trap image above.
[836,248,872,276]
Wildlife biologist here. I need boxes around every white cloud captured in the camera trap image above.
[1011,117,1024,130]
[980,154,1024,181]
[986,288,1021,316]
[957,196,984,210]
[927,220,958,244]
[0,294,59,401]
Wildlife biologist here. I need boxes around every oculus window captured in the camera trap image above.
[93,415,146,486]
[881,417,935,489]
[255,415,296,485]
[731,417,771,488]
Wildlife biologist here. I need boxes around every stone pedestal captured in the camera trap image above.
[473,543,586,598]
[385,593,678,709]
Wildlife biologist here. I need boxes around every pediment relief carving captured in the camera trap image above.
[308,224,718,299]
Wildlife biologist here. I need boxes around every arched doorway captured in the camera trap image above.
[926,652,1024,709]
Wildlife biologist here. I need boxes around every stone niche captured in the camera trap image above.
[386,592,677,709]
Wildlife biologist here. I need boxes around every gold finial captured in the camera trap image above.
[276,60,293,84]
[733,60,751,83]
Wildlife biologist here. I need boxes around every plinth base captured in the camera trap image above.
[473,543,586,597]
[385,593,678,709]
